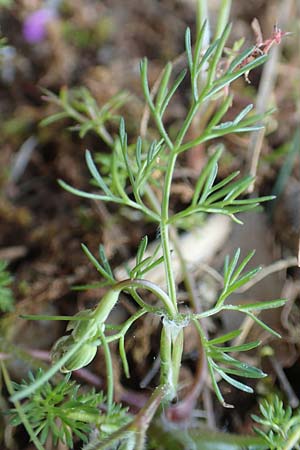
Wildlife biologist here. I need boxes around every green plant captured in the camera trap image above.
[252,395,300,450]
[5,367,130,449]
[41,86,128,144]
[7,5,287,449]
[0,260,15,312]
[0,36,8,50]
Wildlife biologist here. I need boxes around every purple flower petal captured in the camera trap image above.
[23,8,55,44]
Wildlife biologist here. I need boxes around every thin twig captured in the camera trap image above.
[232,313,261,347]
[10,135,37,183]
[247,0,294,192]
[203,386,216,429]
[140,355,161,389]
[269,355,299,408]
[236,257,298,293]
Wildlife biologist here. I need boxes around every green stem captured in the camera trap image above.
[160,223,176,308]
[98,329,114,413]
[117,278,177,318]
[146,117,178,311]
[195,306,223,319]
[10,333,91,402]
[1,362,46,450]
[159,321,185,400]
[175,101,198,149]
[20,314,85,321]
[105,308,147,344]
[128,288,160,313]
[160,152,178,309]
[283,427,300,450]
[283,428,300,450]
[148,79,206,401]
[160,325,173,393]
[171,328,184,389]
[196,0,209,42]
[214,0,232,40]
